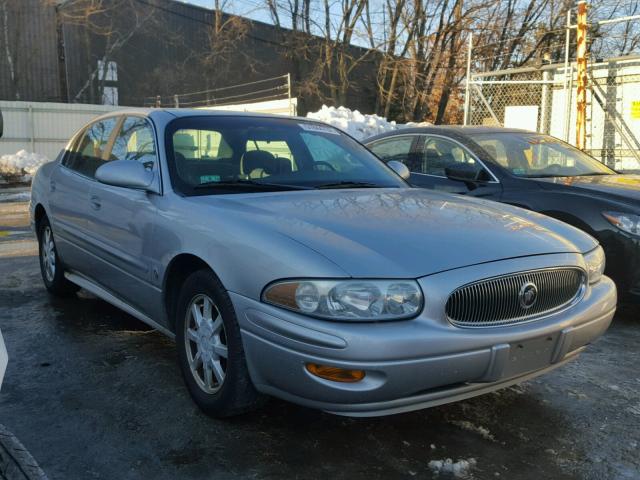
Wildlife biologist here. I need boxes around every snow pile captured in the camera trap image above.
[306,105,434,140]
[405,121,433,128]
[306,105,399,140]
[428,458,477,478]
[0,150,50,182]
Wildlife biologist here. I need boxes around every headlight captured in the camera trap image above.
[262,279,423,321]
[602,211,640,236]
[583,245,605,285]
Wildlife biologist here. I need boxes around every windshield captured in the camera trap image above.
[469,132,616,178]
[166,116,406,195]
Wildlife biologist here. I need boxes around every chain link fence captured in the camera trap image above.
[467,58,640,172]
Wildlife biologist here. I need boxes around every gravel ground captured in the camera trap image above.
[1,200,639,480]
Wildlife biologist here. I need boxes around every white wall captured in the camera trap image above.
[0,98,298,161]
[0,101,120,160]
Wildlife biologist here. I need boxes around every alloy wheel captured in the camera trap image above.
[41,226,56,282]
[184,294,228,394]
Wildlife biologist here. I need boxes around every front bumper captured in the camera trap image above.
[600,229,640,301]
[232,253,617,417]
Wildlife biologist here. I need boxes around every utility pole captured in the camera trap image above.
[575,1,588,150]
[463,33,473,126]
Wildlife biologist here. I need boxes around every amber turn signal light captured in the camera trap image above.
[306,363,365,383]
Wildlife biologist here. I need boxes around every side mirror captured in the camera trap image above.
[95,160,156,191]
[444,163,483,183]
[387,160,411,181]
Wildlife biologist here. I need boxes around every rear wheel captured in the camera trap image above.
[37,217,78,296]
[175,269,262,417]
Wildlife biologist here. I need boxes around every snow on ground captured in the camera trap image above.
[450,420,496,442]
[0,150,50,183]
[428,458,477,478]
[0,191,31,202]
[306,105,432,140]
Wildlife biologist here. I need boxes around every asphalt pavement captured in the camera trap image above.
[1,199,639,480]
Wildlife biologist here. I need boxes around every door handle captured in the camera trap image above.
[50,180,56,192]
[90,195,101,210]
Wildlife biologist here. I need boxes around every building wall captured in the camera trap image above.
[0,0,62,102]
[57,0,378,115]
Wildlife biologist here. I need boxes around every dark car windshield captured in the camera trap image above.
[469,132,616,178]
[166,116,406,195]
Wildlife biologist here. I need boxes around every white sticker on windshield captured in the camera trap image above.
[299,122,341,135]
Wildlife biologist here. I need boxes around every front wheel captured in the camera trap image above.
[37,217,79,296]
[175,269,262,417]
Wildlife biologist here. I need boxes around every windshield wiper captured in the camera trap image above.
[193,179,311,191]
[315,181,383,189]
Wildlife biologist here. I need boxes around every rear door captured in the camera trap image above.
[85,115,161,316]
[48,117,119,272]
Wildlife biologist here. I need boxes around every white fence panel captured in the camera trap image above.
[198,98,297,116]
[0,98,298,162]
[0,101,120,160]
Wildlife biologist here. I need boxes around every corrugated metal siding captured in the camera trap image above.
[0,0,61,102]
[1,0,378,115]
[0,101,120,159]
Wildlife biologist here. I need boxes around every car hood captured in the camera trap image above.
[536,174,640,203]
[190,188,596,278]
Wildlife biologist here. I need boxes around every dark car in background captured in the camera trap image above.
[365,127,640,301]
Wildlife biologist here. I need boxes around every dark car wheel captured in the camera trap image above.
[37,217,79,296]
[175,269,262,417]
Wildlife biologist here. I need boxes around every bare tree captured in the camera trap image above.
[56,0,160,103]
[0,0,19,99]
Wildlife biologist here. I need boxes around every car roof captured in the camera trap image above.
[92,108,317,124]
[364,125,533,142]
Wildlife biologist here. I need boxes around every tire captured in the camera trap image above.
[175,269,262,417]
[37,216,79,296]
[0,425,48,480]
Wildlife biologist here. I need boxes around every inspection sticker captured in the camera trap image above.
[632,101,640,120]
[299,122,341,135]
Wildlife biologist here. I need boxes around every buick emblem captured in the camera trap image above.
[519,282,538,309]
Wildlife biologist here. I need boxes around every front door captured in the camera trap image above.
[85,116,162,317]
[413,135,502,199]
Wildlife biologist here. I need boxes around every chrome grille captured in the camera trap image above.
[446,268,585,327]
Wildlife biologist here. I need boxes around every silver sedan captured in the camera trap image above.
[30,110,616,417]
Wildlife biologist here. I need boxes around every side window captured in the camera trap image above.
[368,137,415,169]
[420,136,480,177]
[64,117,119,178]
[110,116,158,170]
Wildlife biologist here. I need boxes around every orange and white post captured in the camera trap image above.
[575,1,588,150]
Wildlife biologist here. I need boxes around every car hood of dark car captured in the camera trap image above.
[535,174,640,203]
[190,188,597,278]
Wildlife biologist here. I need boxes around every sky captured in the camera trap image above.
[173,0,388,47]
[179,0,274,25]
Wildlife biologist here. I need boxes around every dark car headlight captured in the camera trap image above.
[262,279,423,321]
[602,211,640,236]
